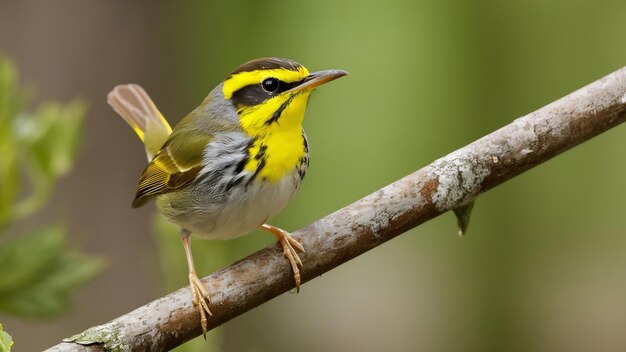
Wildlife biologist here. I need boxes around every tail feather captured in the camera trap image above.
[107,84,172,161]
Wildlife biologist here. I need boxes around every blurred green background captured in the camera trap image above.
[1,1,625,351]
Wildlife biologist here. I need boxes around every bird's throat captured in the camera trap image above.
[240,93,310,182]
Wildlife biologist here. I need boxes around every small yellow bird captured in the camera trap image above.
[107,58,346,334]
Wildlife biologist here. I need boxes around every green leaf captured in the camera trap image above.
[0,149,18,229]
[0,55,99,321]
[0,227,104,317]
[0,56,85,223]
[0,323,13,352]
[11,102,85,220]
[0,58,20,229]
[26,101,85,178]
[0,227,64,292]
[0,57,20,133]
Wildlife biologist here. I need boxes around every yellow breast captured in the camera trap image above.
[239,91,310,182]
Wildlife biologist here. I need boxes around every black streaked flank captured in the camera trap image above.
[233,156,248,174]
[302,131,309,153]
[246,157,266,188]
[298,157,308,180]
[224,174,245,192]
[298,132,309,181]
[255,144,267,160]
[233,138,255,174]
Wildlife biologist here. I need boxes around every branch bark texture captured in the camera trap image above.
[47,67,626,351]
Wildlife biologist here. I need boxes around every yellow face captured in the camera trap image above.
[222,59,311,136]
[220,59,309,181]
[221,58,346,182]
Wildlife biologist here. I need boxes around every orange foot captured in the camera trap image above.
[259,224,305,291]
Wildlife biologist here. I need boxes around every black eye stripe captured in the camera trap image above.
[231,84,267,107]
[230,79,303,108]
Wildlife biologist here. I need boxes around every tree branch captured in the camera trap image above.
[46,67,626,352]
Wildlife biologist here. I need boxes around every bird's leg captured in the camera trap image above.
[259,224,305,292]
[181,228,212,336]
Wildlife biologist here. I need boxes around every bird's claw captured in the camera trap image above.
[275,230,305,291]
[189,272,212,337]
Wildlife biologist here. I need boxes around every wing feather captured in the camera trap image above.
[132,132,211,208]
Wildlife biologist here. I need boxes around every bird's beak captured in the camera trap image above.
[288,69,348,93]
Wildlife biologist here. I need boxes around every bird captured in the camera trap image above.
[107,57,347,334]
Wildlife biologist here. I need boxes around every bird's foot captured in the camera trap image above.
[260,224,305,292]
[189,271,212,337]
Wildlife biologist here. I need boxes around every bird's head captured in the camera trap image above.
[221,57,347,135]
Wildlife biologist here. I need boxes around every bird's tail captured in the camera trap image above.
[107,84,172,161]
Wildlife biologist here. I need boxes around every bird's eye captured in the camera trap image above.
[261,78,280,93]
